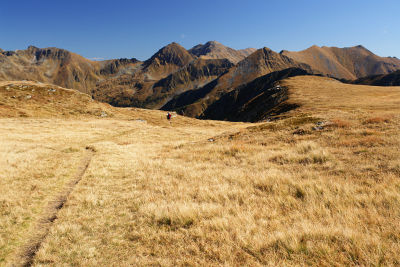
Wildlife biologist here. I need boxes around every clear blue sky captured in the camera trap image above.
[0,0,399,60]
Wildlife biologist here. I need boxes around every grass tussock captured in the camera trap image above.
[269,141,331,166]
[339,136,386,148]
[329,119,353,128]
[364,116,392,124]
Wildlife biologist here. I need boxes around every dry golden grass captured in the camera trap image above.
[363,116,392,124]
[281,76,400,114]
[1,76,400,266]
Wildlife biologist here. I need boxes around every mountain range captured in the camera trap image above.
[281,45,400,80]
[1,41,400,122]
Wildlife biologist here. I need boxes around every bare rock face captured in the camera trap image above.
[1,50,16,56]
[33,47,72,64]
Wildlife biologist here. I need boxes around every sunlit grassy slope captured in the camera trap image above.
[1,77,400,266]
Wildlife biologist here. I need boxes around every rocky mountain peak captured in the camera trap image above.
[27,45,39,51]
[262,47,274,53]
[144,42,194,68]
[206,40,221,45]
[204,41,223,48]
[242,47,276,62]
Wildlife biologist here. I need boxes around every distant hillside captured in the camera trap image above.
[145,58,233,108]
[0,46,99,94]
[162,47,316,118]
[239,47,257,58]
[281,45,400,79]
[189,41,256,64]
[0,81,113,117]
[0,46,143,95]
[92,58,233,108]
[350,70,400,86]
[0,80,198,126]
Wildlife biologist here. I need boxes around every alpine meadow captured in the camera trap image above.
[1,0,400,266]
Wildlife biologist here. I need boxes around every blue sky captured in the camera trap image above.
[0,0,399,60]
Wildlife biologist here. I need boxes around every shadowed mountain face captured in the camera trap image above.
[162,47,317,118]
[189,41,256,64]
[147,58,233,108]
[1,42,400,122]
[281,45,400,80]
[350,70,400,86]
[199,68,314,122]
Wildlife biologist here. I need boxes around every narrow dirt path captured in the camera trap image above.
[11,147,95,267]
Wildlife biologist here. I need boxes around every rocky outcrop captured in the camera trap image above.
[33,47,72,63]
